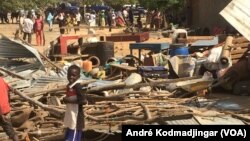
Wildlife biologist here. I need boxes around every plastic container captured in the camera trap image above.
[82,60,93,73]
[169,44,189,57]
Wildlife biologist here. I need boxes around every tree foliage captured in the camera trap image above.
[0,0,184,12]
[82,0,138,9]
[104,0,138,8]
[0,0,61,11]
[0,0,140,10]
[138,0,185,10]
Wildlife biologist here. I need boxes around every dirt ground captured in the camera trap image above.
[0,23,249,110]
[0,23,170,56]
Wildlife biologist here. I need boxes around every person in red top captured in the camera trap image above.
[34,13,44,46]
[0,76,18,141]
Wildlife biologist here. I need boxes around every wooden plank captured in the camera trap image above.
[0,67,26,79]
[180,81,211,93]
[52,54,89,58]
[233,37,249,44]
[187,36,214,40]
[232,59,239,64]
[232,43,250,48]
[47,96,62,106]
[231,54,246,59]
[231,48,249,55]
[110,64,137,71]
[10,80,31,89]
[187,36,215,43]
[106,32,149,42]
[232,114,250,123]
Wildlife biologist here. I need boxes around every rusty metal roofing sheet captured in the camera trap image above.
[220,0,250,41]
[0,34,44,68]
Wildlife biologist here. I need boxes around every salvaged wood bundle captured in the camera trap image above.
[0,75,215,140]
[231,37,250,64]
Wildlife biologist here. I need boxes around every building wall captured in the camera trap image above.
[189,0,232,33]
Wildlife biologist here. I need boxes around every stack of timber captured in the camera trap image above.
[231,37,250,64]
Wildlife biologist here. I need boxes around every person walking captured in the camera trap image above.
[137,14,143,32]
[56,12,66,34]
[22,14,34,44]
[75,11,81,32]
[34,14,44,46]
[106,9,113,32]
[46,12,54,31]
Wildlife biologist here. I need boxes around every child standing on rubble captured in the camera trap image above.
[63,65,87,141]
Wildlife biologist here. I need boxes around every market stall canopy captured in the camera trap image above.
[0,34,44,69]
[220,0,250,41]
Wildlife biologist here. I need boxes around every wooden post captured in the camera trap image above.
[220,36,233,66]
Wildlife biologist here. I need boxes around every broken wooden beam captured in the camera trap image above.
[11,79,96,100]
[125,76,201,89]
[10,87,64,117]
[0,67,26,79]
[86,91,148,101]
[86,82,126,93]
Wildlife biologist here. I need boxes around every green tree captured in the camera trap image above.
[138,0,185,10]
[0,0,61,11]
[81,0,138,9]
[0,0,22,11]
[104,0,138,9]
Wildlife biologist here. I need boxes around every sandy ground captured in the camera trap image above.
[0,23,124,53]
[0,23,171,56]
[0,23,249,110]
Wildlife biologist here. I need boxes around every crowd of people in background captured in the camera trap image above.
[53,11,82,34]
[1,4,190,38]
[7,6,169,48]
[1,4,235,47]
[17,10,44,46]
[1,6,177,47]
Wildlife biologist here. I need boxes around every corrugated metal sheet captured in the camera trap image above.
[0,34,44,67]
[194,115,246,125]
[163,115,245,125]
[220,0,250,41]
[164,117,200,125]
[10,62,42,73]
